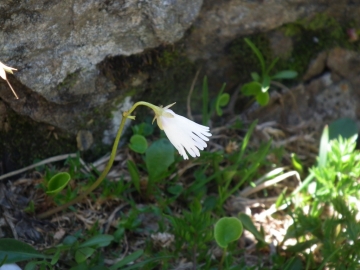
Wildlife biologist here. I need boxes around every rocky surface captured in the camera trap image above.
[246,48,360,137]
[0,0,202,133]
[0,0,360,152]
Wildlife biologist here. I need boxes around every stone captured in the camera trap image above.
[0,0,203,132]
[303,51,328,81]
[1,0,360,151]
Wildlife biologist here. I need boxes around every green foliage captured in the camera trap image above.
[0,238,47,263]
[202,76,229,125]
[128,134,148,154]
[46,172,71,195]
[328,117,358,140]
[214,217,243,248]
[241,38,297,106]
[285,125,360,269]
[145,138,174,182]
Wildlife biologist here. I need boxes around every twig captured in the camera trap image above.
[0,153,77,181]
[6,80,19,99]
[240,171,301,198]
[187,68,201,120]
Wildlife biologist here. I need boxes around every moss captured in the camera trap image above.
[228,34,273,83]
[229,13,360,85]
[0,106,77,170]
[278,13,360,75]
[98,44,197,117]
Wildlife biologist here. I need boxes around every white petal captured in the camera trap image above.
[159,109,211,159]
[0,264,22,270]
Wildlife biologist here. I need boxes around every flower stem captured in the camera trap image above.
[37,101,154,219]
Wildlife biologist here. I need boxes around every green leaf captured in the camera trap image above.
[261,75,271,93]
[46,172,71,195]
[244,38,266,75]
[24,261,38,270]
[271,70,298,80]
[238,213,266,243]
[291,153,303,173]
[255,91,269,106]
[250,72,260,82]
[75,247,95,263]
[167,184,183,196]
[214,217,243,248]
[241,81,262,96]
[266,57,279,75]
[51,249,61,265]
[128,134,148,154]
[132,122,154,136]
[318,125,329,167]
[215,93,230,116]
[109,250,143,270]
[0,238,47,263]
[127,160,141,193]
[145,138,174,181]
[328,118,358,140]
[79,234,114,248]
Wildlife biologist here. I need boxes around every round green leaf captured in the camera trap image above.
[256,91,269,106]
[145,138,174,181]
[241,82,262,96]
[129,134,148,154]
[216,93,230,116]
[46,172,71,195]
[214,217,243,249]
[329,118,358,140]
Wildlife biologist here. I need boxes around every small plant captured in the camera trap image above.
[202,76,229,125]
[282,125,360,269]
[241,38,297,106]
[214,217,243,268]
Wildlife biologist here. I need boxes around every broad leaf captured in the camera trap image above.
[329,118,358,140]
[128,134,148,154]
[75,247,95,263]
[241,82,262,96]
[0,238,47,263]
[46,172,71,195]
[256,91,269,106]
[238,213,266,243]
[214,217,243,248]
[215,93,230,116]
[145,138,174,181]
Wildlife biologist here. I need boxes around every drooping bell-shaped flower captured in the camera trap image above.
[0,61,16,81]
[0,61,18,99]
[152,103,211,159]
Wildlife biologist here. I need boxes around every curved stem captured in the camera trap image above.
[37,101,156,219]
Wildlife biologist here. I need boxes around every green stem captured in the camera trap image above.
[37,101,155,219]
[219,247,227,269]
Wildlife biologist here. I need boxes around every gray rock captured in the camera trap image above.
[0,0,202,131]
[1,0,360,143]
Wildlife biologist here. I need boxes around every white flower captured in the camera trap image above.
[0,61,18,99]
[0,61,17,81]
[0,264,22,270]
[153,103,211,159]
